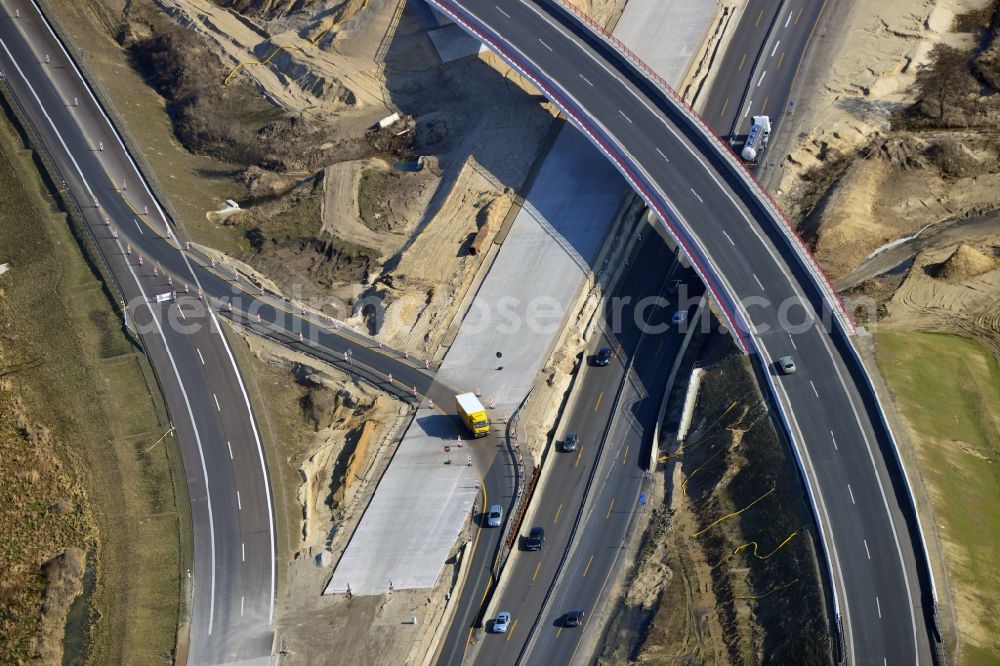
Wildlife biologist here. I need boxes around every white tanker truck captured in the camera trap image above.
[741,115,772,165]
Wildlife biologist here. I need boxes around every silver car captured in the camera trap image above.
[487,504,503,527]
[778,355,797,374]
[494,611,511,633]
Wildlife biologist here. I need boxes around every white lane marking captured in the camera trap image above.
[413,8,917,658]
[789,332,797,350]
[864,539,871,560]
[538,38,553,51]
[178,305,186,320]
[743,99,753,117]
[771,40,780,57]
[848,484,856,504]
[241,595,245,616]
[690,188,703,203]
[580,73,593,86]
[227,440,234,460]
[757,71,767,87]
[214,393,221,412]
[495,4,510,18]
[785,10,793,27]
[133,218,143,234]
[810,380,819,398]
[197,348,205,365]
[655,147,669,161]
[237,490,242,510]
[876,595,882,619]
[831,430,838,450]
[242,542,245,562]
[753,273,764,290]
[722,230,735,246]
[0,35,223,633]
[619,109,632,123]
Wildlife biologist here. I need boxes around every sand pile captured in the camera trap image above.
[937,244,996,280]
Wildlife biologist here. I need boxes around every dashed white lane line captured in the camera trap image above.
[197,348,205,365]
[237,490,242,511]
[133,218,143,234]
[580,73,593,86]
[227,440,233,460]
[810,380,819,398]
[722,230,735,246]
[771,40,781,57]
[876,595,882,619]
[538,38,553,51]
[789,332,797,350]
[178,306,186,320]
[214,393,221,412]
[864,539,871,560]
[753,273,764,290]
[495,4,510,18]
[240,595,245,616]
[848,484,856,504]
[242,542,245,563]
[830,430,839,450]
[757,70,767,87]
[743,100,753,117]
[619,109,632,123]
[690,188,703,203]
[785,10,793,27]
[655,147,669,161]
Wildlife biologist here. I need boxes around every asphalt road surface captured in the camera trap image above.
[428,0,939,663]
[0,3,464,663]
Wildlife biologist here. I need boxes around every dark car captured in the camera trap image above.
[524,526,545,551]
[562,433,579,452]
[593,347,612,367]
[565,609,586,627]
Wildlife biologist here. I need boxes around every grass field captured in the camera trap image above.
[877,331,1000,664]
[0,94,184,663]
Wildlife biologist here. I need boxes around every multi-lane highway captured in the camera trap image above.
[427,0,940,663]
[0,3,455,663]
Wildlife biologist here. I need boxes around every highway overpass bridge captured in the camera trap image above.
[427,0,944,663]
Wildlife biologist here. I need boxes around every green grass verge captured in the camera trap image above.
[0,88,184,664]
[877,331,1000,664]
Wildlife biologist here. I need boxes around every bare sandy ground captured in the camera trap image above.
[775,0,993,278]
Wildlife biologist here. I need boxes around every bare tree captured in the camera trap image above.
[910,44,977,120]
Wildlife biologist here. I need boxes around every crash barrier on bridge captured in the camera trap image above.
[541,0,854,338]
[425,1,943,661]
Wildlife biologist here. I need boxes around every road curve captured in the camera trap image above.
[425,0,941,663]
[0,2,461,663]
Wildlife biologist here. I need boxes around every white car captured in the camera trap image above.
[494,611,511,633]
[672,310,688,325]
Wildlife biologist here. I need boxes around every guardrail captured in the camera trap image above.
[422,3,942,663]
[31,0,186,233]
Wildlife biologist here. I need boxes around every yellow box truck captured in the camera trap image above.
[456,393,490,438]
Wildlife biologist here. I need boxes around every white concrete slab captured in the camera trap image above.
[614,0,719,86]
[427,23,486,62]
[326,2,718,597]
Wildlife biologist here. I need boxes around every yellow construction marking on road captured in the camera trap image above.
[582,554,594,577]
[506,619,518,641]
[554,503,564,524]
[605,497,615,519]
[759,96,769,115]
[594,391,603,412]
[575,446,584,468]
[532,561,542,581]
[622,444,629,464]
[777,51,785,69]
[795,7,803,23]
[555,627,563,639]
[462,479,490,657]
[755,8,763,25]
[719,98,729,117]
[738,52,747,70]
